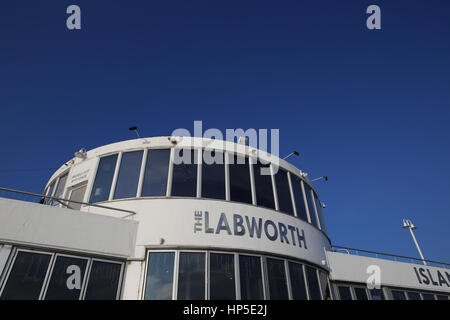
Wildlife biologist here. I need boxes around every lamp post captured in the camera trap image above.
[402,219,427,266]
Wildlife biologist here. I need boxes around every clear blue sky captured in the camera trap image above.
[1,1,449,263]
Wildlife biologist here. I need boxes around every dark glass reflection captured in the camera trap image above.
[391,290,406,300]
[171,149,198,197]
[113,151,143,199]
[422,293,436,300]
[288,262,307,300]
[266,258,288,300]
[305,265,321,300]
[314,194,326,232]
[303,184,319,228]
[353,287,368,300]
[253,161,275,209]
[89,154,118,203]
[210,253,235,300]
[144,252,174,300]
[239,255,264,300]
[229,155,252,204]
[84,261,122,300]
[291,176,308,221]
[338,286,353,300]
[177,252,205,300]
[318,271,331,300]
[202,150,225,200]
[369,288,385,300]
[141,149,170,197]
[274,169,294,215]
[407,291,421,300]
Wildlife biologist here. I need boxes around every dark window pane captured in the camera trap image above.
[305,265,321,300]
[177,252,205,300]
[369,288,385,300]
[304,184,319,228]
[44,256,88,300]
[391,290,406,300]
[354,287,368,300]
[210,253,235,300]
[253,161,275,209]
[144,252,174,300]
[266,258,288,300]
[201,150,225,200]
[314,193,326,232]
[422,293,435,300]
[141,149,170,197]
[338,286,353,300]
[407,291,421,300]
[171,149,198,197]
[274,169,294,215]
[291,177,308,221]
[84,261,122,300]
[239,255,264,300]
[90,154,118,203]
[288,262,307,300]
[229,155,252,204]
[113,151,143,199]
[1,251,51,300]
[318,271,331,300]
[436,295,449,300]
[53,173,68,202]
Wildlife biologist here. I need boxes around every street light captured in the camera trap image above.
[402,219,427,266]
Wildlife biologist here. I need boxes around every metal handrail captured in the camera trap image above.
[331,244,450,268]
[0,187,136,218]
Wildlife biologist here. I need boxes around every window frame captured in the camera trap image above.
[142,250,177,300]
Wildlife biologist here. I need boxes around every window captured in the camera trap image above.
[0,251,52,300]
[113,151,143,199]
[229,155,252,205]
[253,161,275,209]
[53,173,68,203]
[406,291,421,300]
[84,261,122,300]
[421,293,436,300]
[288,262,307,300]
[369,288,385,300]
[45,180,56,204]
[44,255,88,300]
[337,286,353,300]
[318,271,331,300]
[144,252,174,300]
[171,149,198,197]
[177,252,205,300]
[274,169,294,215]
[239,255,264,300]
[141,149,170,197]
[391,290,407,300]
[303,184,319,228]
[353,287,368,300]
[201,150,225,200]
[266,258,288,300]
[90,154,118,203]
[314,193,326,232]
[209,253,235,300]
[436,294,449,300]
[290,176,308,221]
[305,265,321,300]
[68,184,87,210]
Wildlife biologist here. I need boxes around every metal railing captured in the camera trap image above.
[0,187,136,218]
[331,245,450,269]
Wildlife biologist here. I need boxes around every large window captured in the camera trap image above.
[421,293,436,300]
[407,291,421,300]
[68,184,87,210]
[290,176,308,222]
[144,252,175,300]
[303,184,319,228]
[90,154,118,203]
[229,155,252,205]
[266,258,288,300]
[274,169,294,215]
[84,260,122,300]
[141,149,170,197]
[253,161,275,209]
[337,285,352,300]
[288,262,307,300]
[209,253,235,300]
[305,265,321,300]
[113,151,143,199]
[314,193,326,232]
[45,180,56,205]
[239,255,264,300]
[171,149,198,197]
[369,288,385,300]
[201,150,226,200]
[53,173,68,202]
[353,287,368,300]
[177,252,205,300]
[390,290,407,300]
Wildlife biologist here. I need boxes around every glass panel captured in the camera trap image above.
[141,149,170,197]
[0,251,51,300]
[436,295,449,300]
[288,262,307,300]
[84,261,122,300]
[422,293,435,300]
[144,252,174,300]
[171,149,198,197]
[354,287,368,300]
[391,290,407,300]
[44,256,88,300]
[338,286,353,300]
[89,154,118,203]
[201,150,225,200]
[266,258,288,300]
[274,169,294,215]
[303,184,319,227]
[53,173,68,203]
[369,288,385,300]
[209,253,235,300]
[229,155,252,204]
[318,271,331,300]
[305,265,321,300]
[290,176,308,221]
[314,193,326,232]
[253,161,275,209]
[113,151,143,199]
[69,185,87,210]
[407,291,421,300]
[177,252,205,300]
[45,181,56,204]
[239,255,264,300]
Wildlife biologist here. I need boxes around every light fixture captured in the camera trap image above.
[129,126,141,138]
[402,219,426,265]
[311,176,328,182]
[74,148,87,159]
[282,151,299,160]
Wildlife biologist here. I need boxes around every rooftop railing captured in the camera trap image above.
[0,187,136,219]
[331,245,450,270]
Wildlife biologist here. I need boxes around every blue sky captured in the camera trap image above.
[1,1,449,263]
